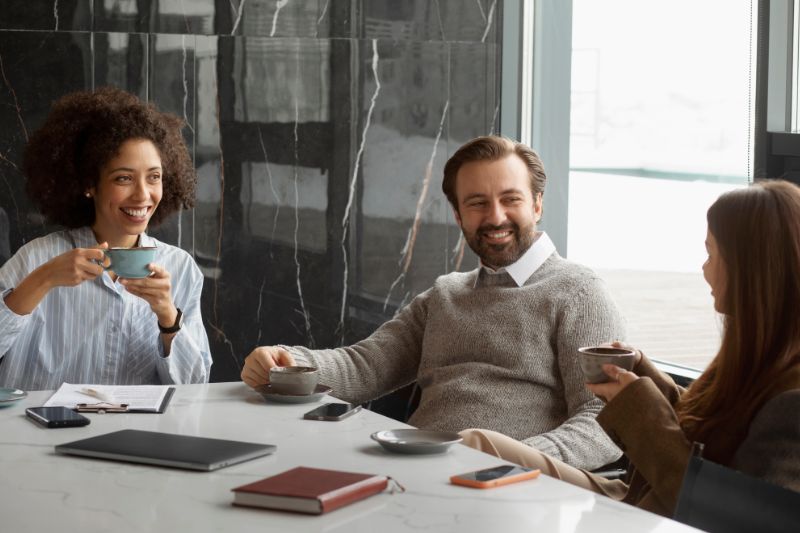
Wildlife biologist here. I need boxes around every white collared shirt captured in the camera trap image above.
[478,231,556,287]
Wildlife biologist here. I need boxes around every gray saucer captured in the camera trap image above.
[370,429,463,454]
[257,384,332,404]
[0,387,27,407]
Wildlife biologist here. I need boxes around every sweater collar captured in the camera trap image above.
[476,231,556,287]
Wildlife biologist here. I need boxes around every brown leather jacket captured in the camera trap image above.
[594,356,800,517]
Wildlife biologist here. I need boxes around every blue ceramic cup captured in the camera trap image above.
[101,247,156,278]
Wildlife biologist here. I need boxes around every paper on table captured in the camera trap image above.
[43,383,171,412]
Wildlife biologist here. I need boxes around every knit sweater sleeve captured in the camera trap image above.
[524,276,626,470]
[283,289,429,405]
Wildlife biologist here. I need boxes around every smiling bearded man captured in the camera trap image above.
[242,135,626,471]
[450,148,541,270]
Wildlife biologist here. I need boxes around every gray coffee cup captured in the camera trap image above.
[578,346,637,384]
[100,247,156,278]
[269,366,319,395]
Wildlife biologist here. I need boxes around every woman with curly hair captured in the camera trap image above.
[460,180,800,516]
[0,87,211,390]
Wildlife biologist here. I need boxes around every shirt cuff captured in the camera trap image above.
[0,288,32,333]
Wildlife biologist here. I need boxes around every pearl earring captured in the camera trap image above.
[84,192,91,198]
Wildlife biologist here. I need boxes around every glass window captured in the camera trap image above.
[568,0,755,369]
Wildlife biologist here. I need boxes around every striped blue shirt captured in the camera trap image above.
[0,227,212,390]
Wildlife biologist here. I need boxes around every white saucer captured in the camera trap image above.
[257,384,332,404]
[370,429,463,454]
[0,387,27,407]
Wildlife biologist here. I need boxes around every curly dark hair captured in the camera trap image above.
[23,86,196,228]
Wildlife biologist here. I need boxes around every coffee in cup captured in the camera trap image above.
[577,346,637,384]
[269,366,319,395]
[100,246,156,278]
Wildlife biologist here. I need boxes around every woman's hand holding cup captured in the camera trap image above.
[608,340,643,366]
[3,243,108,316]
[585,364,639,403]
[580,340,643,403]
[43,243,108,288]
[119,263,175,326]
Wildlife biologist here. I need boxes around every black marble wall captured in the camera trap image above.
[0,1,502,390]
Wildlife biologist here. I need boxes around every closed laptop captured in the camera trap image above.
[55,429,276,471]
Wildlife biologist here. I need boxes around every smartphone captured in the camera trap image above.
[25,406,90,428]
[450,465,540,489]
[303,403,362,421]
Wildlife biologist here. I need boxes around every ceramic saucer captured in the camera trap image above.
[370,428,463,454]
[0,387,27,407]
[257,383,332,404]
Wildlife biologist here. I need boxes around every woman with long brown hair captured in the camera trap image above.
[460,179,800,517]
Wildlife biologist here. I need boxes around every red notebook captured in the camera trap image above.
[231,466,389,514]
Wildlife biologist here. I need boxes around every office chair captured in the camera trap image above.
[674,453,800,533]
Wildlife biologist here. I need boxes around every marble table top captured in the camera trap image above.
[0,382,699,532]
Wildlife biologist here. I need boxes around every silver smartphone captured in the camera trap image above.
[302,403,362,421]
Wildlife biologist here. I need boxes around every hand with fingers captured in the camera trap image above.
[43,243,109,288]
[119,263,178,329]
[586,363,640,403]
[603,340,643,366]
[3,243,110,316]
[241,346,296,388]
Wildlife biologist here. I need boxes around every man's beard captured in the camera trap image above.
[464,221,536,269]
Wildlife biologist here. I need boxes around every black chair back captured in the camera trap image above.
[674,454,800,533]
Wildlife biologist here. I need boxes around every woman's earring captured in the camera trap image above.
[84,192,91,198]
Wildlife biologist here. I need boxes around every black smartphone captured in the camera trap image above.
[303,403,362,421]
[25,406,90,428]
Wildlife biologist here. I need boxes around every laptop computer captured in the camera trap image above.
[55,429,276,471]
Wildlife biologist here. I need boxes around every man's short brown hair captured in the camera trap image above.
[442,135,546,211]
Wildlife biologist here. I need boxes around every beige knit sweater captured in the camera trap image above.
[288,253,626,470]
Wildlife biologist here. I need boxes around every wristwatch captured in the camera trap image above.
[158,308,183,334]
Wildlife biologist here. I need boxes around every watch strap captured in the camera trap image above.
[158,308,183,334]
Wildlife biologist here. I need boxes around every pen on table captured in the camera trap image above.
[79,388,114,403]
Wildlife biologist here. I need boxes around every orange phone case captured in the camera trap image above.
[449,467,541,489]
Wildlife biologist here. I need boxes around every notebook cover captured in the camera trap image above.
[232,466,388,514]
[128,386,175,413]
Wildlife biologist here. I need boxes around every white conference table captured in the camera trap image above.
[0,382,700,532]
